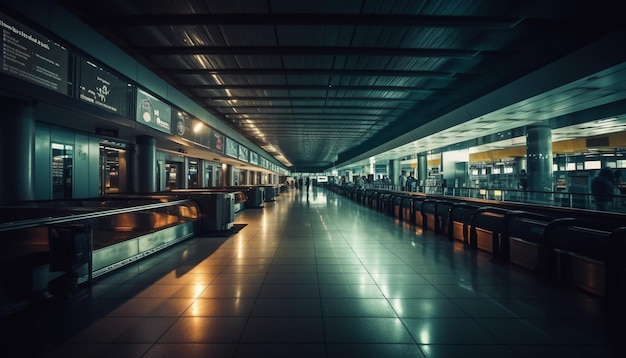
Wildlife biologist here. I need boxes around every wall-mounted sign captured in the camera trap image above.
[211,130,224,153]
[1,12,69,95]
[78,57,129,116]
[225,137,238,158]
[174,110,225,153]
[96,128,118,138]
[238,145,249,162]
[136,88,171,134]
[250,151,259,165]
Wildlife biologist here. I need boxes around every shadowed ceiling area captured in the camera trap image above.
[56,0,622,172]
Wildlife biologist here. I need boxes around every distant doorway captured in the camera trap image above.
[165,162,180,190]
[52,143,73,199]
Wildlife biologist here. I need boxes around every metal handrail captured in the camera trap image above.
[0,199,194,232]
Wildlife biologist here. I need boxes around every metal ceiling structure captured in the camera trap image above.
[53,0,625,172]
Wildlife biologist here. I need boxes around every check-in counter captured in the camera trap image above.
[245,187,265,208]
[226,186,264,208]
[503,211,551,270]
[170,190,235,232]
[0,197,200,300]
[448,203,480,244]
[260,185,278,202]
[422,199,439,232]
[380,193,393,215]
[400,196,413,224]
[393,195,404,219]
[412,197,426,228]
[469,206,511,257]
[544,218,610,296]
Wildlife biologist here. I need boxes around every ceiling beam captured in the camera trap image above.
[158,68,457,79]
[126,45,482,58]
[189,84,441,92]
[203,96,419,102]
[79,13,524,29]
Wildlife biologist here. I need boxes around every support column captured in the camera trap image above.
[131,135,156,193]
[389,159,400,185]
[526,125,553,197]
[417,154,427,192]
[0,98,35,204]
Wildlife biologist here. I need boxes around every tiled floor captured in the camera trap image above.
[1,187,619,357]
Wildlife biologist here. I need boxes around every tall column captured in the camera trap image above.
[131,135,156,193]
[526,125,553,196]
[389,159,400,185]
[0,98,35,204]
[417,154,427,192]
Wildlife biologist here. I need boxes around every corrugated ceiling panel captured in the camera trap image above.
[276,25,354,46]
[218,25,277,46]
[270,0,363,13]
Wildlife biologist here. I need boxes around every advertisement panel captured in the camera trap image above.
[1,12,69,94]
[78,57,129,116]
[225,137,238,158]
[250,151,259,165]
[136,88,171,134]
[238,145,249,162]
[173,110,224,153]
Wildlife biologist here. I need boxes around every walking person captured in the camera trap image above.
[591,168,615,211]
[519,169,528,201]
[399,170,407,191]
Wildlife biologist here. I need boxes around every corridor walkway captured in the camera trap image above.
[1,186,614,357]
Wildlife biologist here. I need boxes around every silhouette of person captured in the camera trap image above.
[591,168,615,211]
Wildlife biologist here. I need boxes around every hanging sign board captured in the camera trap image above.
[78,57,129,116]
[136,88,171,134]
[1,12,69,94]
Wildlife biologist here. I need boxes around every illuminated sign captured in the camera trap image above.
[1,12,69,94]
[78,57,129,115]
[136,88,171,134]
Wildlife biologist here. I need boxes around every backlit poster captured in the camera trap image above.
[211,130,224,153]
[250,151,259,165]
[238,145,249,162]
[78,57,129,116]
[173,110,224,153]
[136,88,171,134]
[225,137,238,158]
[1,12,69,94]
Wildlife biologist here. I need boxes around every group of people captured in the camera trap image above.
[290,177,310,191]
[398,170,417,191]
[591,168,622,211]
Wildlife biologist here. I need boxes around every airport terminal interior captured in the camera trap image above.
[1,187,619,358]
[1,1,626,357]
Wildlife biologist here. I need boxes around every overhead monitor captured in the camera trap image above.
[1,12,69,95]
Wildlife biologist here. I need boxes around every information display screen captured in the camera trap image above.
[250,151,259,165]
[136,88,171,134]
[211,130,224,153]
[78,57,129,116]
[174,110,225,153]
[238,145,249,162]
[225,137,238,158]
[1,12,69,94]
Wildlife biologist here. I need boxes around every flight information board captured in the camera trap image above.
[1,13,69,95]
[78,57,129,116]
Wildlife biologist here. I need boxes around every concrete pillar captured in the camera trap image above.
[526,125,553,196]
[417,154,427,192]
[389,159,400,185]
[131,135,156,193]
[0,98,35,204]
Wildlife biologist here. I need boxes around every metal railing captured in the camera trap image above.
[363,184,626,213]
